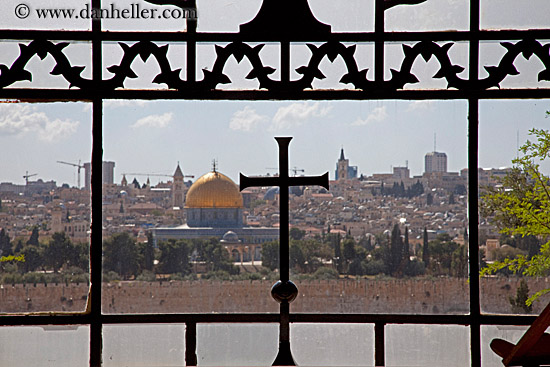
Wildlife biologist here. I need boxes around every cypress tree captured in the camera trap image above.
[27,226,40,246]
[404,226,410,262]
[422,227,430,267]
[0,228,13,257]
[390,224,403,275]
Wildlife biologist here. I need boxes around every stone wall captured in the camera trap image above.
[1,278,549,314]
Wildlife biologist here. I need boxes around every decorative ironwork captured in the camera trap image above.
[383,0,429,11]
[240,137,329,366]
[239,0,331,37]
[1,1,550,366]
[1,39,549,92]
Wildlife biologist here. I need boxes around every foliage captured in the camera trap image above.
[0,228,13,257]
[157,239,191,275]
[480,128,550,305]
[0,254,25,263]
[0,270,89,285]
[427,234,461,276]
[44,232,74,273]
[509,279,533,314]
[385,224,408,277]
[363,259,386,276]
[103,232,140,279]
[136,270,157,282]
[27,226,40,247]
[289,227,305,241]
[404,259,426,277]
[141,232,155,271]
[312,267,340,280]
[377,180,424,198]
[422,227,430,266]
[261,241,279,271]
[193,238,238,274]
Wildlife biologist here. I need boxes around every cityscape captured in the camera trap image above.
[0,144,514,278]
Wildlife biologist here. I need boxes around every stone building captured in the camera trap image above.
[153,166,279,262]
[335,147,357,180]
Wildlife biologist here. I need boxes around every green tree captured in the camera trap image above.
[194,238,237,274]
[451,244,468,278]
[328,233,343,273]
[103,232,140,279]
[44,232,72,273]
[289,227,305,241]
[428,234,460,276]
[261,241,279,271]
[480,128,550,305]
[0,228,13,257]
[403,226,410,266]
[19,244,42,273]
[158,239,190,275]
[422,227,430,267]
[27,226,40,247]
[387,224,405,276]
[289,241,305,271]
[66,241,89,271]
[426,193,433,206]
[142,232,155,272]
[509,279,533,314]
[342,238,357,274]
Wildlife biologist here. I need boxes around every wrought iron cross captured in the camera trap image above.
[240,137,329,366]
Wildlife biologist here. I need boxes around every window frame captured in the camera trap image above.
[0,0,549,366]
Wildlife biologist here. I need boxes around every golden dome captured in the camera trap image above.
[185,171,243,208]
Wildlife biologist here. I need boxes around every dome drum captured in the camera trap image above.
[185,170,244,228]
[187,207,243,228]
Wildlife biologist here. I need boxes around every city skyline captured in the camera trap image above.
[1,99,549,187]
[1,1,549,186]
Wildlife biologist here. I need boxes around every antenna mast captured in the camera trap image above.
[517,130,520,160]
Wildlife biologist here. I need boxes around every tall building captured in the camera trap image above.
[335,148,358,180]
[424,151,447,173]
[172,163,185,208]
[393,166,410,180]
[84,161,116,190]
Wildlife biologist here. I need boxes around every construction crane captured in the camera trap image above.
[266,166,305,176]
[57,160,84,188]
[23,171,37,185]
[122,172,195,179]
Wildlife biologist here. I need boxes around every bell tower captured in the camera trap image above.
[336,147,349,180]
[172,163,185,208]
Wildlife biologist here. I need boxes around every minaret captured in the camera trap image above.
[172,163,185,208]
[121,174,128,187]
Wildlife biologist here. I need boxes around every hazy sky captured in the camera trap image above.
[1,0,549,186]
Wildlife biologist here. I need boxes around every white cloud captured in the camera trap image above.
[229,106,268,132]
[406,100,434,112]
[0,104,79,142]
[271,102,332,131]
[82,100,148,112]
[104,100,148,109]
[131,112,173,129]
[352,106,388,126]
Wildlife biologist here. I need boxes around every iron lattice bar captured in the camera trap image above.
[0,312,542,327]
[0,0,549,365]
[1,29,550,42]
[2,89,550,101]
